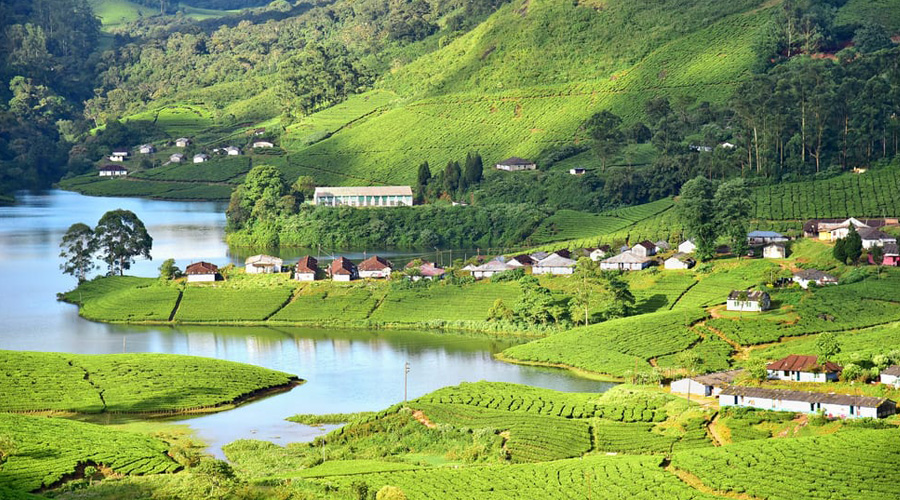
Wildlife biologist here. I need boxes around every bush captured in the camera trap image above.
[376,485,407,500]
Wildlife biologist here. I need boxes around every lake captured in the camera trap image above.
[0,190,613,457]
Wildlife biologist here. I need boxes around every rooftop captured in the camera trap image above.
[689,369,744,388]
[185,262,218,274]
[748,230,785,238]
[720,386,890,408]
[497,157,535,166]
[358,255,393,271]
[793,269,837,281]
[295,256,318,273]
[727,290,768,301]
[767,355,841,373]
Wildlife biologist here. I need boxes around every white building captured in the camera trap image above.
[719,386,895,419]
[763,243,786,259]
[244,254,283,274]
[858,227,897,249]
[792,269,838,289]
[193,154,210,163]
[99,165,128,177]
[170,153,185,163]
[748,231,788,245]
[328,257,358,281]
[185,262,218,282]
[664,253,695,270]
[109,152,128,162]
[600,251,651,271]
[678,240,697,254]
[569,168,586,176]
[766,355,842,382]
[358,256,393,279]
[252,141,275,148]
[139,144,156,154]
[631,241,657,258]
[470,260,517,279]
[590,246,610,261]
[313,186,414,207]
[175,138,192,147]
[880,366,900,387]
[532,253,577,275]
[495,157,537,171]
[225,146,241,156]
[670,370,743,398]
[726,290,770,312]
[294,256,318,281]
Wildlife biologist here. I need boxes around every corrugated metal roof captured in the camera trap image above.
[295,256,318,273]
[358,256,392,271]
[186,262,218,274]
[603,251,651,264]
[881,365,900,377]
[497,157,534,165]
[720,386,890,408]
[690,369,744,387]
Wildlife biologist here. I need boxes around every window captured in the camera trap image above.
[850,405,854,415]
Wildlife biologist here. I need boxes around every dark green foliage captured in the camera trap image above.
[94,209,153,276]
[59,223,97,283]
[852,22,892,53]
[677,177,719,261]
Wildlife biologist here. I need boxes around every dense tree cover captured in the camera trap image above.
[0,0,101,195]
[676,177,753,261]
[84,0,510,124]
[59,223,97,282]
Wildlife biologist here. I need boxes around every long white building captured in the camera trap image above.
[313,186,414,207]
[719,386,895,419]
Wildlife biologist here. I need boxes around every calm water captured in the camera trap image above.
[0,190,612,457]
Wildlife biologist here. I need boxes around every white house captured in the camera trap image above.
[678,240,697,254]
[471,260,517,279]
[631,241,657,258]
[313,186,414,207]
[532,253,577,275]
[600,251,651,271]
[664,253,695,270]
[589,246,611,261]
[294,256,319,281]
[569,168,586,176]
[139,144,155,154]
[508,255,537,267]
[719,386,896,419]
[358,255,393,279]
[252,141,275,149]
[670,370,743,398]
[495,157,537,171]
[858,227,897,249]
[225,146,242,156]
[719,142,736,149]
[530,251,550,262]
[726,290,770,312]
[193,154,210,163]
[766,355,842,382]
[655,240,671,252]
[170,153,185,163]
[880,366,900,387]
[109,152,128,162]
[748,231,788,245]
[185,262,218,282]
[763,243,787,259]
[244,254,283,274]
[792,269,838,289]
[175,138,192,147]
[98,165,128,177]
[820,218,870,241]
[328,257,358,281]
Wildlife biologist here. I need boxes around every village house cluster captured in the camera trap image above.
[183,254,445,283]
[98,134,280,175]
[671,355,898,419]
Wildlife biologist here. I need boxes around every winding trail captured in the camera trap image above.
[666,465,765,500]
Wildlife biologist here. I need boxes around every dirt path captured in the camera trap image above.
[706,412,729,447]
[666,466,766,500]
[411,409,436,429]
[696,319,746,358]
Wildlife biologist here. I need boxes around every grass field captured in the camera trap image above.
[0,350,298,413]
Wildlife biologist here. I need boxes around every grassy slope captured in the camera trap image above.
[0,350,299,413]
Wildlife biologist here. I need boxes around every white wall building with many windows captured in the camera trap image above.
[313,186,414,207]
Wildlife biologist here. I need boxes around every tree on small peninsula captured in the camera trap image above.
[94,209,153,276]
[59,223,97,283]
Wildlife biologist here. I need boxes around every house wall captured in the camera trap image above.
[590,251,606,261]
[246,265,280,274]
[881,374,900,387]
[670,378,712,397]
[496,164,536,171]
[532,266,574,275]
[314,195,413,207]
[665,259,689,270]
[767,370,835,383]
[763,247,785,259]
[295,272,316,281]
[359,269,391,279]
[720,394,887,418]
[187,274,216,282]
[678,242,696,253]
[727,299,762,312]
[332,274,352,282]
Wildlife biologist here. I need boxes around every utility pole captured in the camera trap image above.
[404,361,410,402]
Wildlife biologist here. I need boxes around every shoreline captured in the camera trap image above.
[492,352,623,382]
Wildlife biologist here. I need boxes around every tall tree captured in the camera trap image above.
[463,152,483,185]
[94,210,152,276]
[59,222,96,282]
[514,276,554,325]
[443,161,461,194]
[570,257,601,325]
[677,177,719,261]
[843,226,863,264]
[714,179,753,258]
[585,110,624,171]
